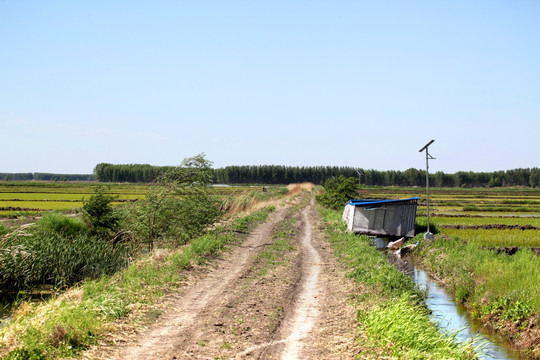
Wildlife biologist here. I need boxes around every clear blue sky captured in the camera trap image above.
[2,0,539,174]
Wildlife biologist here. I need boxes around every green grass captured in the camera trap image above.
[230,206,275,233]
[432,216,540,227]
[0,219,133,293]
[359,293,476,360]
[442,228,540,247]
[0,206,274,359]
[417,238,540,326]
[319,207,476,359]
[254,217,295,275]
[0,182,147,217]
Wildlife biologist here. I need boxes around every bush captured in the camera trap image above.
[82,186,120,238]
[122,154,223,250]
[316,176,358,210]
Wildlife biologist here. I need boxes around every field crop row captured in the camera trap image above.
[0,182,281,218]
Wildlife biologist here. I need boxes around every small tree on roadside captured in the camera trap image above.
[82,186,120,238]
[316,176,359,210]
[124,154,223,250]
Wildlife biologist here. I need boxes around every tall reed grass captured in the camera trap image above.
[0,207,274,359]
[0,213,133,296]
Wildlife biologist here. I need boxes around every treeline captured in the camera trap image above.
[216,166,540,187]
[94,163,174,183]
[92,163,540,188]
[360,168,540,188]
[214,165,359,185]
[0,173,94,181]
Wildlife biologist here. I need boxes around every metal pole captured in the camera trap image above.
[356,170,363,188]
[419,140,435,240]
[425,148,430,235]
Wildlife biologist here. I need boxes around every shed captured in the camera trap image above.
[342,197,419,238]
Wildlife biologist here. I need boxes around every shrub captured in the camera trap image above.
[122,154,223,250]
[316,176,358,210]
[82,186,120,238]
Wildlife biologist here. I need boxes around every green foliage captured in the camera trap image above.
[417,238,540,323]
[316,176,358,210]
[359,293,475,359]
[0,208,272,359]
[0,214,133,294]
[479,297,533,323]
[36,213,88,238]
[213,166,540,188]
[415,217,440,235]
[82,186,120,238]
[0,223,10,237]
[122,154,223,250]
[231,206,274,233]
[93,163,173,182]
[4,348,46,360]
[319,207,475,359]
[2,167,540,187]
[0,173,93,182]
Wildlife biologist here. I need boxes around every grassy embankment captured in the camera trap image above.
[360,186,540,357]
[415,237,540,357]
[0,206,275,359]
[0,181,290,359]
[319,207,477,359]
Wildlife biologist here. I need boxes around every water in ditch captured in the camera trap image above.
[371,237,527,359]
[391,252,528,360]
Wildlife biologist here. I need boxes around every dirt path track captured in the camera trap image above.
[90,192,358,359]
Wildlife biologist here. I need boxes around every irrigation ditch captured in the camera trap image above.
[383,238,532,360]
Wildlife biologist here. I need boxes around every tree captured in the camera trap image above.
[82,186,120,238]
[124,154,223,250]
[316,176,359,210]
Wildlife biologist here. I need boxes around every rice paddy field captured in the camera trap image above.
[0,181,283,219]
[358,186,540,247]
[0,182,148,217]
[2,182,539,247]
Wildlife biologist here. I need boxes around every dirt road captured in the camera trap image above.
[90,192,358,359]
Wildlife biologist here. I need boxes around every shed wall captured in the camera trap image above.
[346,201,417,237]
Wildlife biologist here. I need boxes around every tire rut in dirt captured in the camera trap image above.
[91,193,359,360]
[167,206,303,359]
[109,201,301,360]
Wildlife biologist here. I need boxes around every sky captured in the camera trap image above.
[1,0,539,174]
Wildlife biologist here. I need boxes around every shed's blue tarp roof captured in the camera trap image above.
[346,197,419,207]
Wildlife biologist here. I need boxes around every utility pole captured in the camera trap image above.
[419,140,435,239]
[356,169,364,188]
